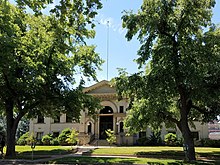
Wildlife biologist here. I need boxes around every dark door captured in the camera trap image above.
[99,116,113,139]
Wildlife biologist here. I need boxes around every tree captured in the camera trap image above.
[0,0,102,157]
[105,129,116,146]
[115,0,220,161]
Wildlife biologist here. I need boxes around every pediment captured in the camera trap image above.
[83,80,116,95]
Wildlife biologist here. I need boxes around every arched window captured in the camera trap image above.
[100,106,113,114]
[88,122,92,134]
[119,122,124,133]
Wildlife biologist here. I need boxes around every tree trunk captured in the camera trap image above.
[178,118,196,161]
[5,99,18,158]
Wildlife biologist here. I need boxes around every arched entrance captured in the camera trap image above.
[99,106,113,139]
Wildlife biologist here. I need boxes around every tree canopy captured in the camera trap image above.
[0,0,102,157]
[115,0,220,161]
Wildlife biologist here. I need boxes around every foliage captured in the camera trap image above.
[0,116,6,133]
[0,0,103,157]
[16,117,29,140]
[105,129,116,146]
[137,137,150,146]
[200,138,220,147]
[17,132,29,145]
[137,131,163,146]
[58,128,71,145]
[115,0,220,161]
[66,129,78,146]
[26,133,36,145]
[164,133,177,146]
[148,131,163,146]
[50,138,59,146]
[42,134,53,145]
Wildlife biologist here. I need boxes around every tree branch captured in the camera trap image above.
[159,111,179,124]
[191,104,208,114]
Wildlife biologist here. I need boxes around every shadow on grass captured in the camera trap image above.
[135,150,185,159]
[18,149,72,155]
[49,157,137,164]
[198,151,220,160]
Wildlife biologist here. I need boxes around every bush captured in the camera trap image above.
[58,128,71,145]
[200,138,220,147]
[17,132,29,145]
[66,129,78,146]
[137,137,150,146]
[26,133,36,145]
[137,131,163,146]
[42,134,53,145]
[149,131,163,146]
[105,129,116,146]
[164,133,177,146]
[51,137,59,146]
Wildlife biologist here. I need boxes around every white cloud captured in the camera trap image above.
[97,14,126,35]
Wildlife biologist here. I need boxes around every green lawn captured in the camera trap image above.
[92,146,183,155]
[15,145,72,153]
[49,156,182,165]
[2,146,220,164]
[92,146,220,155]
[49,156,218,165]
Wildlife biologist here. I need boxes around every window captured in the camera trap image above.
[168,131,176,134]
[139,132,146,138]
[119,106,124,113]
[192,132,199,140]
[37,115,44,123]
[87,122,92,134]
[100,106,113,114]
[36,132,43,141]
[54,115,60,123]
[53,132,59,138]
[66,114,73,123]
[119,122,124,133]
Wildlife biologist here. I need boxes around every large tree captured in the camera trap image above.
[115,0,220,161]
[0,0,102,157]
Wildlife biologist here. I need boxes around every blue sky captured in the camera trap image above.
[9,0,220,85]
[89,0,220,84]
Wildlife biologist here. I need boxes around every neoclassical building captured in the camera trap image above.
[29,80,209,145]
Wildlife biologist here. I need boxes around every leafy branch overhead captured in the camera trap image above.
[0,0,103,157]
[115,0,220,161]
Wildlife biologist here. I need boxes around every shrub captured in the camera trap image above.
[26,133,36,145]
[137,137,150,146]
[200,138,220,147]
[66,129,78,146]
[105,129,116,146]
[164,133,177,146]
[58,128,71,145]
[51,137,59,146]
[17,132,29,145]
[42,134,53,145]
[149,131,163,146]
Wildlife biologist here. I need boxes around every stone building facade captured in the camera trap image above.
[29,80,209,145]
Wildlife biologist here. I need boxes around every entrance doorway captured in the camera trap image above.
[99,106,113,139]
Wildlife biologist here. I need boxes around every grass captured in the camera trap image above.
[49,156,180,165]
[1,145,73,159]
[49,156,218,165]
[2,146,220,164]
[92,146,184,155]
[15,145,72,154]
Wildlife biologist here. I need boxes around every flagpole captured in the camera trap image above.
[107,21,109,81]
